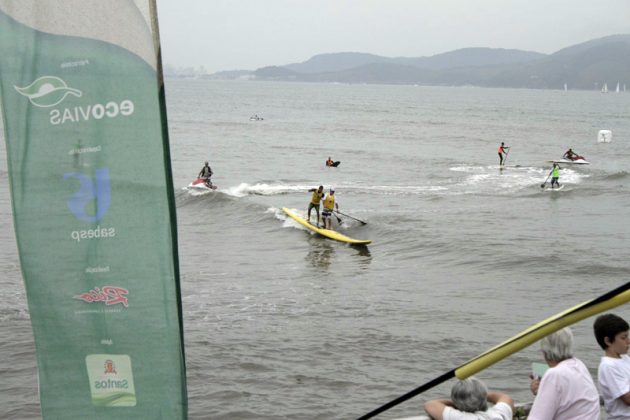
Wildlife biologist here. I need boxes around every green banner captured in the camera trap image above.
[0,2,187,418]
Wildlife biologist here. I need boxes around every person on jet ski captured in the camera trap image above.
[198,161,213,186]
[563,148,582,161]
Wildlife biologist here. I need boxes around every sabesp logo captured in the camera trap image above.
[64,168,111,222]
[14,76,82,107]
[74,286,129,307]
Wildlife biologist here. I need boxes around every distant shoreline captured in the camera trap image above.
[163,77,627,92]
[164,34,630,91]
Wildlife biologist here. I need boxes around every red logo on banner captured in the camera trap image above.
[74,286,129,307]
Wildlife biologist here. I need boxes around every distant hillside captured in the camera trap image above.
[392,48,545,69]
[252,48,548,84]
[251,66,301,80]
[485,37,630,89]
[552,34,630,57]
[283,52,392,74]
[210,34,630,90]
[201,69,254,80]
[276,48,545,75]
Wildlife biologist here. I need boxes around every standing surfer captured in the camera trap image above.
[198,161,213,187]
[307,185,325,226]
[498,142,510,166]
[322,188,339,230]
[550,163,561,189]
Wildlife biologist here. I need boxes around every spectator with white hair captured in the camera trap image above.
[423,376,513,419]
[528,327,600,420]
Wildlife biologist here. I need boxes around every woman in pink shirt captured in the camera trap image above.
[528,327,600,420]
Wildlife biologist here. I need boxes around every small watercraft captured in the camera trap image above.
[544,184,565,191]
[188,178,217,190]
[282,207,370,245]
[545,158,589,165]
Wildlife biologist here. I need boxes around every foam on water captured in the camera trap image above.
[268,206,298,227]
[224,182,313,197]
[219,182,448,198]
[182,185,217,196]
[448,164,590,194]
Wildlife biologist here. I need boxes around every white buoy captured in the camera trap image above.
[597,130,612,143]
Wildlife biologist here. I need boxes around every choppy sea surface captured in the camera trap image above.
[1,80,630,419]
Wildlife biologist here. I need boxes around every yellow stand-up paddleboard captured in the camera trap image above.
[282,207,371,245]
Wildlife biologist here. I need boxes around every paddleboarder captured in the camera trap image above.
[307,185,325,226]
[550,163,560,189]
[326,156,334,167]
[322,188,339,230]
[498,142,510,166]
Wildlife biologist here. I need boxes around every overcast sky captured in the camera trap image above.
[155,0,630,73]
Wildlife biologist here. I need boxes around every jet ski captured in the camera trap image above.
[188,178,217,190]
[546,157,589,165]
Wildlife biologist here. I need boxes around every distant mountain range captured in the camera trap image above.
[199,34,630,90]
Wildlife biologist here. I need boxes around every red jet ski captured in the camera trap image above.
[188,178,217,190]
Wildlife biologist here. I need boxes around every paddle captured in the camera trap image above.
[356,281,630,420]
[333,211,343,225]
[540,169,553,188]
[335,210,367,225]
[502,147,510,166]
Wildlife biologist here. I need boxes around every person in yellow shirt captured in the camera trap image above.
[550,163,560,188]
[322,188,339,230]
[307,185,325,226]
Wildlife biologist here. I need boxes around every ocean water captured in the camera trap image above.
[1,80,630,419]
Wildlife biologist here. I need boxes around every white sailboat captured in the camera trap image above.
[616,82,620,93]
[601,83,608,93]
[563,83,568,92]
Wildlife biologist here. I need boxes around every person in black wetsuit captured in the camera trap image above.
[563,148,582,161]
[198,161,213,186]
